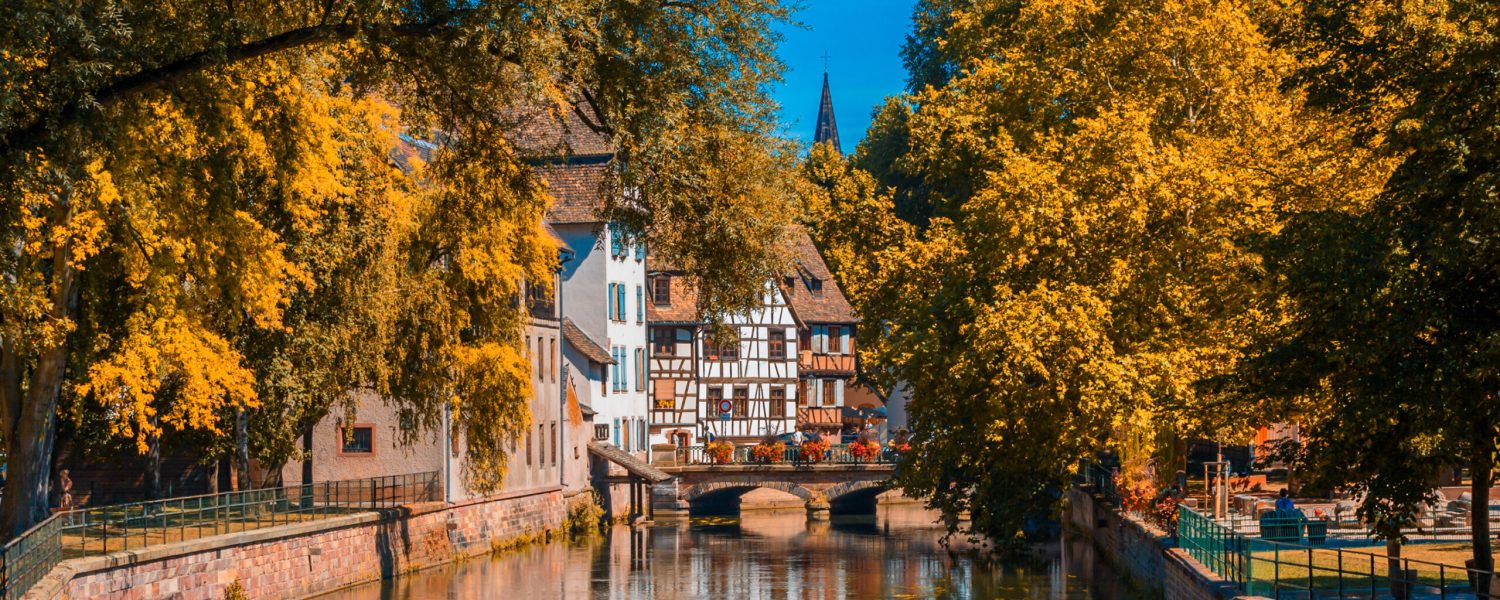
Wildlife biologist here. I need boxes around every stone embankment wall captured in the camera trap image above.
[26,487,582,600]
[1065,487,1256,600]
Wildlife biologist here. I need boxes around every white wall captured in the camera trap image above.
[694,283,799,441]
[555,222,649,457]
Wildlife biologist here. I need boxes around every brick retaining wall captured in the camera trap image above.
[25,487,577,600]
[1066,487,1255,600]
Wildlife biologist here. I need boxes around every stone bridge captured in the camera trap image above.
[651,463,896,518]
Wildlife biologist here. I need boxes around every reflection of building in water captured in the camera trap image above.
[319,505,1123,599]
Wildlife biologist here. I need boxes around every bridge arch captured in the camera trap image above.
[824,479,889,514]
[681,480,817,503]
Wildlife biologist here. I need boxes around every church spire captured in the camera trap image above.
[813,71,841,153]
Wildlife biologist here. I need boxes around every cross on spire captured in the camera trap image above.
[813,65,841,154]
[820,50,832,73]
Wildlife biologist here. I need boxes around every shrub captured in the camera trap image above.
[849,439,881,461]
[800,439,829,463]
[705,440,736,464]
[751,441,786,463]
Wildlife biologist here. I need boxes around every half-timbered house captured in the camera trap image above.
[780,230,861,438]
[646,267,801,446]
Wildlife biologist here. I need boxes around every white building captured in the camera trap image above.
[534,123,651,460]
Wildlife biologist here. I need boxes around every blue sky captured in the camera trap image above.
[771,1,917,152]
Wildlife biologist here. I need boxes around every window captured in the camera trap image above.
[617,284,627,322]
[538,424,545,465]
[770,387,786,418]
[526,430,533,466]
[823,379,837,408]
[594,424,609,441]
[636,286,644,323]
[550,338,557,381]
[768,329,786,360]
[551,423,558,466]
[610,226,624,258]
[623,418,631,451]
[732,386,748,418]
[634,348,645,392]
[637,421,646,451]
[653,275,671,305]
[829,326,843,354]
[704,331,739,361]
[607,283,617,320]
[654,380,674,408]
[536,337,544,380]
[651,328,674,356]
[708,387,724,416]
[612,346,626,392]
[809,277,823,293]
[340,425,374,455]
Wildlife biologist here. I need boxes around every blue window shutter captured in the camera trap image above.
[613,419,620,446]
[607,283,616,320]
[635,240,645,261]
[610,227,622,258]
[636,286,643,322]
[618,285,626,321]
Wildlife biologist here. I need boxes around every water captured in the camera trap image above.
[319,505,1134,599]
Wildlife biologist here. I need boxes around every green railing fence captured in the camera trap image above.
[0,471,439,600]
[1180,504,1499,599]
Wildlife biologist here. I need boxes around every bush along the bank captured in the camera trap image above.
[564,492,607,538]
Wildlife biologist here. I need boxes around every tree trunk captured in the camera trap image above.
[235,408,250,490]
[145,427,161,501]
[1387,537,1408,600]
[1472,428,1495,599]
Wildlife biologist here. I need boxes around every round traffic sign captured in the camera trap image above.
[717,399,734,415]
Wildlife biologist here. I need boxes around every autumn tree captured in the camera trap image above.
[0,0,795,539]
[1244,0,1500,583]
[862,0,1385,541]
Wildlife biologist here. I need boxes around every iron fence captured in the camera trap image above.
[1079,460,1122,506]
[0,471,438,600]
[1180,504,1500,599]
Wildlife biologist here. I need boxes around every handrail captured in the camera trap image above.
[0,471,439,600]
[663,443,899,466]
[1180,504,1499,598]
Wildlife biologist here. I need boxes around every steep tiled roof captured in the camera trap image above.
[644,227,856,325]
[782,227,857,324]
[644,272,700,324]
[563,318,614,365]
[508,102,615,159]
[538,162,612,224]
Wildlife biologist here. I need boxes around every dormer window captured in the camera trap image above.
[809,277,823,293]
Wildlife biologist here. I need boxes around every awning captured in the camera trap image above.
[587,441,672,483]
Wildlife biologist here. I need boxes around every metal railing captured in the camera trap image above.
[1180,504,1500,599]
[1080,461,1122,506]
[0,471,438,600]
[667,444,898,466]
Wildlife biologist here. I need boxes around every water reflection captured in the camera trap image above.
[319,505,1134,599]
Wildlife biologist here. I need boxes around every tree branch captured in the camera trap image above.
[4,10,495,152]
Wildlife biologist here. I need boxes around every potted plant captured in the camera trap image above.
[800,439,829,464]
[849,438,881,462]
[751,441,786,464]
[705,440,735,464]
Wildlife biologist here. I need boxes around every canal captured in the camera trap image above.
[317,505,1135,599]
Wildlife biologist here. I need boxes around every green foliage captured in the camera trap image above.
[0,0,797,537]
[837,0,1386,544]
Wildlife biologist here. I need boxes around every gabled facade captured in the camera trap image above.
[646,271,799,445]
[780,229,860,436]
